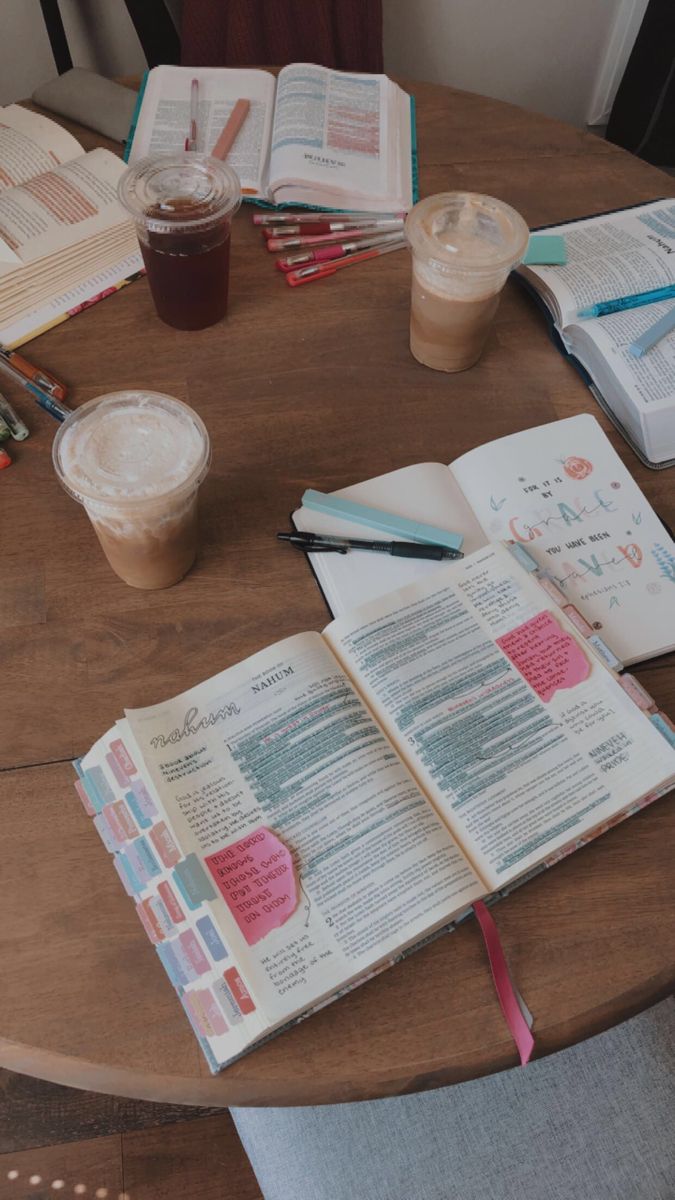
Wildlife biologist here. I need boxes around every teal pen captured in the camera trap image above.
[301,489,464,551]
[578,283,675,319]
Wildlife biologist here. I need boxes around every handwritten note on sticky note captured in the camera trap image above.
[496,611,590,703]
[205,827,297,946]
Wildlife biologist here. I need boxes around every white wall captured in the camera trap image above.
[0,0,147,106]
[383,0,648,127]
[0,0,647,127]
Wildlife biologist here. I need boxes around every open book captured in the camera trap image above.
[295,414,675,667]
[127,63,415,212]
[77,542,675,1073]
[516,200,675,467]
[0,105,142,347]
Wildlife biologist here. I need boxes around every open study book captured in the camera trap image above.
[516,200,675,467]
[295,414,675,666]
[0,105,142,347]
[77,541,675,1073]
[127,63,415,212]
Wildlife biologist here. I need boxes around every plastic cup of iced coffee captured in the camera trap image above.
[53,390,211,589]
[405,192,529,372]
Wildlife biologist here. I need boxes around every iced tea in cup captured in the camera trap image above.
[53,391,211,589]
[118,153,241,330]
[405,193,529,372]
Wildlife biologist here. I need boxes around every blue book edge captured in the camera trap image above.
[123,69,148,163]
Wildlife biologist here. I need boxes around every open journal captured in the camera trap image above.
[294,414,675,666]
[77,541,675,1073]
[0,104,142,347]
[517,200,675,467]
[127,63,415,212]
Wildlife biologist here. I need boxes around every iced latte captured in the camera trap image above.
[405,193,529,372]
[53,391,211,589]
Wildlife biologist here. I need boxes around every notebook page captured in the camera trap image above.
[293,462,487,616]
[449,414,675,665]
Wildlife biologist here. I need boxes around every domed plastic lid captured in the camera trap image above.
[406,192,529,277]
[117,152,241,233]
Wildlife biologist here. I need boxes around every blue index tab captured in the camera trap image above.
[156,942,188,989]
[173,854,217,908]
[651,713,675,748]
[133,836,162,879]
[196,915,228,962]
[81,768,107,812]
[124,789,152,829]
[301,488,464,552]
[506,542,539,572]
[86,765,116,808]
[117,852,143,895]
[93,813,119,853]
[587,634,622,671]
[522,234,567,266]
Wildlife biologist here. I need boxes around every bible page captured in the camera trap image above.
[128,66,275,196]
[519,201,675,328]
[268,64,392,205]
[325,543,675,892]
[0,105,83,191]
[123,632,483,1038]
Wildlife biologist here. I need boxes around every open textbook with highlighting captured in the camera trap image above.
[295,415,675,666]
[0,104,142,347]
[127,63,415,212]
[516,200,675,467]
[78,541,675,1072]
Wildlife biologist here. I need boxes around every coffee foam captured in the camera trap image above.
[58,393,205,504]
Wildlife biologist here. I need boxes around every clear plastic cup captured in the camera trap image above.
[117,153,241,329]
[53,391,211,589]
[405,192,529,372]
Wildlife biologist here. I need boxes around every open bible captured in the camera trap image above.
[126,63,415,212]
[0,104,141,347]
[516,200,675,467]
[77,542,675,1073]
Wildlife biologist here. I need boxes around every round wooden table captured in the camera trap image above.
[1,79,674,1107]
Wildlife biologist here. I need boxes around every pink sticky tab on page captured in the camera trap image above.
[496,611,590,703]
[205,827,297,946]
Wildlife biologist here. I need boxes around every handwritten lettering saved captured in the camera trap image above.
[496,611,590,703]
[205,828,297,946]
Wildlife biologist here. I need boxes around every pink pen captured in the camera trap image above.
[267,227,399,251]
[185,78,199,151]
[262,218,403,238]
[275,231,405,272]
[253,210,406,225]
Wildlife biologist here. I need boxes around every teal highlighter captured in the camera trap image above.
[301,489,464,552]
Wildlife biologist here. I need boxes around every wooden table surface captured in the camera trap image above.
[1,78,674,1108]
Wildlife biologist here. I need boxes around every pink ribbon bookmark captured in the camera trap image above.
[474,900,535,1066]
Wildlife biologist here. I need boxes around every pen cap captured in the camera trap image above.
[405,193,529,298]
[117,153,241,250]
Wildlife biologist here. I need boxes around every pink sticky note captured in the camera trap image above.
[205,827,297,946]
[496,611,590,703]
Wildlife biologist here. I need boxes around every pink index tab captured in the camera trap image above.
[179,929,210,975]
[474,900,534,1067]
[74,778,95,816]
[189,989,228,1037]
[149,821,181,868]
[158,880,186,923]
[106,750,131,787]
[619,673,656,712]
[111,799,138,840]
[205,827,298,947]
[562,604,594,639]
[110,737,135,776]
[496,611,590,704]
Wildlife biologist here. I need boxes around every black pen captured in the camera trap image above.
[277,531,463,560]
